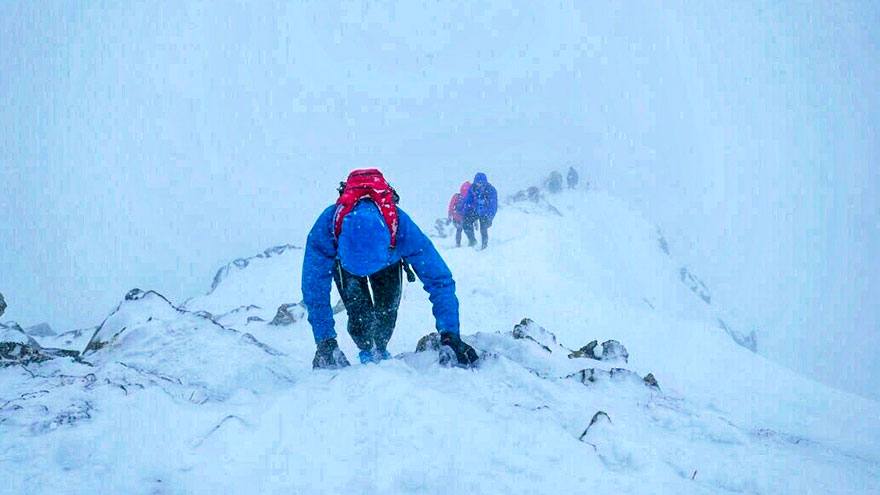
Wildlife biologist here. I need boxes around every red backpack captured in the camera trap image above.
[333,169,400,248]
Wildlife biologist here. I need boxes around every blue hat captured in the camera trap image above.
[337,201,394,276]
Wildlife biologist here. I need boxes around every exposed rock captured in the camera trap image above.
[208,244,302,295]
[656,227,670,255]
[643,373,660,389]
[567,367,658,390]
[579,411,611,441]
[1,323,45,366]
[680,267,712,305]
[1,323,78,366]
[512,318,558,353]
[246,316,265,324]
[415,332,442,352]
[85,290,185,353]
[0,292,5,317]
[717,318,758,353]
[269,303,306,326]
[568,340,599,359]
[568,340,628,363]
[600,340,629,363]
[433,218,453,238]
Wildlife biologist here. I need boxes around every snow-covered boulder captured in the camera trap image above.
[82,289,294,401]
[0,322,75,365]
[511,318,561,353]
[25,322,56,338]
[1,322,44,365]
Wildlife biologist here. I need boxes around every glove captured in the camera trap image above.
[440,332,480,367]
[312,338,350,370]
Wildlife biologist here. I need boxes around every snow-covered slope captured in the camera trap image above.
[1,188,878,494]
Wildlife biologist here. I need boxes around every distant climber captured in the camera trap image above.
[545,171,563,194]
[567,167,579,189]
[457,172,498,250]
[447,181,471,247]
[302,169,479,369]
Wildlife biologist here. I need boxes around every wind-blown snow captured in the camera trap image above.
[2,189,877,494]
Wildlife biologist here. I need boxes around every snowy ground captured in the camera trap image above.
[2,189,878,494]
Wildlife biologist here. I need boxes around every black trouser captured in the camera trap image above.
[333,261,403,352]
[463,215,490,248]
[453,220,464,247]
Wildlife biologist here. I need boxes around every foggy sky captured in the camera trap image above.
[1,1,877,399]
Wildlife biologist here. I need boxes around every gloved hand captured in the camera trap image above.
[312,338,351,370]
[440,332,480,367]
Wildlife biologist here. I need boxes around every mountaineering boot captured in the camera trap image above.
[359,349,378,364]
[359,348,392,364]
[440,332,480,367]
[313,338,351,369]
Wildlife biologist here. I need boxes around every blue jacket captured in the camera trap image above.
[459,172,498,219]
[302,201,461,343]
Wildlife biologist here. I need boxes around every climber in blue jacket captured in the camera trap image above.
[302,169,479,369]
[457,172,498,249]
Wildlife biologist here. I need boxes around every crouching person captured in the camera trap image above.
[302,168,479,369]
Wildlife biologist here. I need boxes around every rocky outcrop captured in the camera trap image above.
[680,267,712,305]
[208,244,302,295]
[269,303,306,326]
[567,368,659,390]
[0,292,6,318]
[1,322,78,366]
[568,339,629,363]
[512,318,558,353]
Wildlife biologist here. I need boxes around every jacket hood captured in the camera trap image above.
[473,172,488,184]
[459,181,471,195]
[337,201,394,276]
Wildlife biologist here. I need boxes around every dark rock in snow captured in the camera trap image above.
[567,367,658,390]
[1,323,79,366]
[269,303,306,326]
[246,316,265,324]
[433,218,453,238]
[208,244,302,294]
[568,340,599,359]
[600,340,629,363]
[717,318,758,353]
[679,268,712,305]
[579,411,612,441]
[656,227,670,255]
[0,292,5,318]
[568,340,628,363]
[512,318,557,353]
[415,332,442,352]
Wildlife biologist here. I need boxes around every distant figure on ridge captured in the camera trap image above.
[545,170,564,194]
[457,172,498,250]
[567,167,579,189]
[302,169,479,369]
[447,181,471,247]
